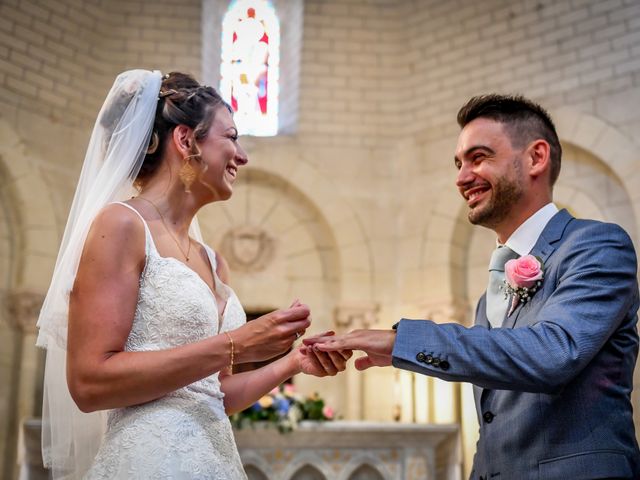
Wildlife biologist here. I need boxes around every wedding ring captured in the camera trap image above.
[295,332,301,339]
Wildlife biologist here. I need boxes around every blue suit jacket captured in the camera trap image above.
[392,210,640,479]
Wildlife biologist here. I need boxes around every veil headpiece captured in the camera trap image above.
[36,70,162,479]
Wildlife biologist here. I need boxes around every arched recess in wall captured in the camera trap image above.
[240,453,275,480]
[244,464,269,480]
[338,454,395,480]
[211,143,375,302]
[0,116,57,478]
[553,108,640,242]
[279,452,334,480]
[196,167,340,332]
[411,175,473,323]
[0,118,57,296]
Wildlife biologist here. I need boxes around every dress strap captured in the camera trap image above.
[111,201,153,256]
[202,243,218,271]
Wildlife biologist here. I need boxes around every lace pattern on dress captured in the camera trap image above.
[85,203,248,479]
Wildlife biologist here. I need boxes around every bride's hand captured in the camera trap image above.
[231,300,311,363]
[292,331,352,377]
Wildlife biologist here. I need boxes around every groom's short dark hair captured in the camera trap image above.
[457,94,562,186]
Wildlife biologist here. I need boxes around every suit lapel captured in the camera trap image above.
[474,210,574,411]
[474,294,491,408]
[502,209,573,329]
[476,294,490,328]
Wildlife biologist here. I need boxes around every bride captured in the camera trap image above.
[36,69,350,479]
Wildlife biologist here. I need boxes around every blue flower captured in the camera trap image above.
[275,398,290,415]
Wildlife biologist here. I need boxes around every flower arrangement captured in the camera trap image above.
[231,384,335,433]
[503,254,544,315]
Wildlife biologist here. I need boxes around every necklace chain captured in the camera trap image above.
[137,197,191,262]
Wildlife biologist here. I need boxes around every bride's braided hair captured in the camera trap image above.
[137,71,231,184]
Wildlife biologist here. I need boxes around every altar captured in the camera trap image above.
[235,421,461,480]
[19,419,461,480]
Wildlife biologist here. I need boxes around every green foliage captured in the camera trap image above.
[231,384,334,434]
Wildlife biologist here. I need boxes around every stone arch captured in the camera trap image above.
[0,117,58,294]
[553,108,640,241]
[338,455,395,480]
[244,464,269,480]
[346,463,385,480]
[415,177,473,318]
[241,452,275,480]
[289,464,326,480]
[280,452,334,480]
[196,164,354,411]
[197,166,341,321]
[554,143,636,233]
[225,143,375,302]
[0,117,57,480]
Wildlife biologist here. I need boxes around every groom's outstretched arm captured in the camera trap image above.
[304,329,396,370]
[312,222,638,394]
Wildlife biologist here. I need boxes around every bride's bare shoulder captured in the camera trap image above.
[85,202,146,254]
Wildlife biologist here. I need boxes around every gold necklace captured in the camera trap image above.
[137,197,192,262]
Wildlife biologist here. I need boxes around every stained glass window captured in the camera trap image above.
[220,0,280,136]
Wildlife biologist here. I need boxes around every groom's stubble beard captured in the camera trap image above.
[468,155,525,229]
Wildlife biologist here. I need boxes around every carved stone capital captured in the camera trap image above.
[5,290,44,334]
[333,302,379,332]
[415,299,470,325]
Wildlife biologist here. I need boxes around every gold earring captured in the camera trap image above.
[146,132,159,154]
[179,158,197,193]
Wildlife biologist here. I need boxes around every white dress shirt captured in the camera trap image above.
[503,203,559,256]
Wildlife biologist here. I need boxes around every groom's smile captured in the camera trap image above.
[463,183,491,207]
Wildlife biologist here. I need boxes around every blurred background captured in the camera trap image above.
[1,0,639,478]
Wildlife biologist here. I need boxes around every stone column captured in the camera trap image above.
[6,290,45,479]
[7,290,45,421]
[333,302,379,420]
[418,298,471,479]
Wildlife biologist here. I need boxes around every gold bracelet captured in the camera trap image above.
[224,331,234,368]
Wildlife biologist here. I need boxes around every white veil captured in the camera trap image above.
[36,69,163,479]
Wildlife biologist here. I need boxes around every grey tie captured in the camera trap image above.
[486,246,519,328]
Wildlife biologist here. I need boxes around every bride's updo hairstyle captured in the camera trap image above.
[136,71,232,184]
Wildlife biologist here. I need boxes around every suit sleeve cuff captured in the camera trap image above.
[392,318,451,373]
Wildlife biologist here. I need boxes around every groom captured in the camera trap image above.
[309,95,640,479]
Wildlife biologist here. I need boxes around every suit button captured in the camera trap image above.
[425,354,433,364]
[483,411,495,423]
[440,360,450,370]
[416,352,426,363]
[432,357,441,367]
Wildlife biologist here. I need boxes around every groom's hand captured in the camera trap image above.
[304,329,396,371]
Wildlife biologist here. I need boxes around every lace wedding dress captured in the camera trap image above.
[85,203,248,479]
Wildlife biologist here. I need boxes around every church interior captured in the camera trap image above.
[1,0,640,478]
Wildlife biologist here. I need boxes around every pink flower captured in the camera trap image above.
[505,255,543,289]
[283,384,296,398]
[322,406,334,419]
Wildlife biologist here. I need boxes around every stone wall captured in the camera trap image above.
[1,0,639,477]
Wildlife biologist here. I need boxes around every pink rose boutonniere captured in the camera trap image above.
[503,255,544,315]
